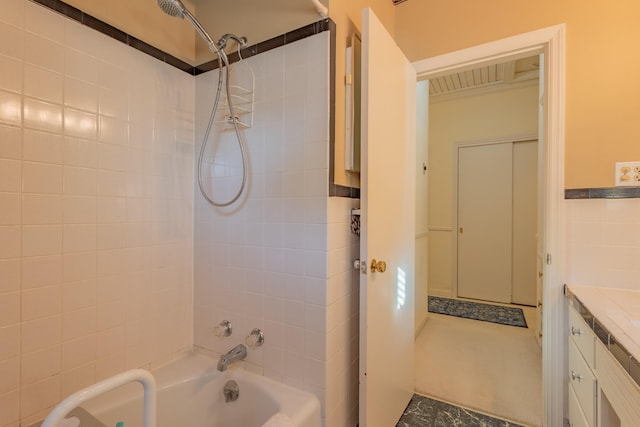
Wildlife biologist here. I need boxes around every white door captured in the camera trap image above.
[512,140,538,306]
[359,7,416,427]
[457,143,512,303]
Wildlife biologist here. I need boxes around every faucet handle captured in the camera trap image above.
[245,328,264,347]
[214,320,232,338]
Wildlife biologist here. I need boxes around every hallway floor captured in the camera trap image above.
[414,305,542,427]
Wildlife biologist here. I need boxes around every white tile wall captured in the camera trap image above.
[0,1,194,425]
[193,32,359,426]
[566,198,640,290]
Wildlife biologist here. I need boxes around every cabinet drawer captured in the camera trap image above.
[569,384,591,427]
[569,304,596,367]
[569,339,597,427]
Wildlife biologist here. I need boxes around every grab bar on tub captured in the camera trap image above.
[42,369,157,427]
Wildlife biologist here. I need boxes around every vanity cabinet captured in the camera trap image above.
[595,340,640,426]
[568,304,597,427]
[567,287,640,427]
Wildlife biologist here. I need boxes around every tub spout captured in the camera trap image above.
[217,344,247,371]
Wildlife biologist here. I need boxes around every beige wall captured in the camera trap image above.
[57,1,640,188]
[395,0,640,189]
[330,0,395,188]
[65,0,196,64]
[427,84,539,296]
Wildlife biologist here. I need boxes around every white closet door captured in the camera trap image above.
[512,140,538,306]
[457,143,512,303]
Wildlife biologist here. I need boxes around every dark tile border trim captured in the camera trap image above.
[565,187,640,199]
[31,0,196,74]
[193,19,334,74]
[33,0,359,199]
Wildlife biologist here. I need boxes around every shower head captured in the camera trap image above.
[156,0,248,57]
[157,0,186,19]
[157,0,218,51]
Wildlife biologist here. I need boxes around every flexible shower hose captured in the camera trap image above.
[197,50,249,207]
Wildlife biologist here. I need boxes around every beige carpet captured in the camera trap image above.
[414,308,542,427]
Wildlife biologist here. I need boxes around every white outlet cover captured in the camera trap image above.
[614,161,640,186]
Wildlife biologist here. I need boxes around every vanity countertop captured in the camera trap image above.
[567,285,640,365]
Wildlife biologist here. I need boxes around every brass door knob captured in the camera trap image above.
[370,259,387,273]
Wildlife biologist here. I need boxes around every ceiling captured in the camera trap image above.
[429,56,540,97]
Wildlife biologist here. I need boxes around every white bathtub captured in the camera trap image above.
[80,353,321,427]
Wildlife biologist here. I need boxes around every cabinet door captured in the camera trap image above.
[569,385,591,427]
[595,341,640,425]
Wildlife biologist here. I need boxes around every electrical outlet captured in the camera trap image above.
[615,161,640,186]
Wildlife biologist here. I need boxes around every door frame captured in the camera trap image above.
[452,136,537,301]
[414,24,566,426]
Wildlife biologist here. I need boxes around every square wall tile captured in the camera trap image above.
[0,123,22,160]
[64,77,98,113]
[61,362,95,398]
[0,226,21,259]
[0,324,20,360]
[0,389,20,426]
[24,32,64,73]
[21,315,61,354]
[63,167,97,196]
[22,194,62,225]
[63,196,97,224]
[63,224,97,253]
[23,129,63,164]
[0,292,19,327]
[21,345,60,386]
[0,55,22,94]
[0,356,19,395]
[25,0,64,43]
[21,285,61,321]
[23,98,62,133]
[22,225,62,257]
[0,159,21,192]
[22,162,62,194]
[64,108,97,140]
[62,307,95,341]
[20,375,60,418]
[62,279,96,312]
[0,259,20,293]
[0,193,21,226]
[21,255,62,289]
[62,252,97,283]
[24,64,63,104]
[64,137,98,168]
[0,22,24,61]
[62,334,96,371]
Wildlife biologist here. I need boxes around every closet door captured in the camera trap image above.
[457,143,513,303]
[512,140,538,306]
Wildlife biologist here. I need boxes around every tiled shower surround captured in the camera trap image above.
[193,33,360,427]
[0,1,359,426]
[0,1,195,425]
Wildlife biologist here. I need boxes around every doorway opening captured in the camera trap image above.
[418,56,542,425]
[412,24,566,427]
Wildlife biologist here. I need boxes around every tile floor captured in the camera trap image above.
[397,394,525,427]
[412,304,542,426]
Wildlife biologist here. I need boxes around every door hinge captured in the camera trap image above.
[546,253,552,265]
[353,259,367,274]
